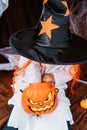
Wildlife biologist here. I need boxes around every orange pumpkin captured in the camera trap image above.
[80,98,87,109]
[22,82,58,114]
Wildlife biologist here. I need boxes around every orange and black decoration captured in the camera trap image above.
[22,82,58,114]
[9,0,87,65]
[39,16,59,39]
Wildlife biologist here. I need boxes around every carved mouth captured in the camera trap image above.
[28,101,54,112]
[28,96,56,113]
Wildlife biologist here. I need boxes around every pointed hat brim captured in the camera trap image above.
[9,27,87,65]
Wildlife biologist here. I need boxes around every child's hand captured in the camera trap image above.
[42,73,55,83]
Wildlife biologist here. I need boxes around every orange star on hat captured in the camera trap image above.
[9,0,87,65]
[62,1,70,16]
[39,16,59,39]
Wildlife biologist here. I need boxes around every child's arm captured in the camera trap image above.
[42,65,73,86]
[53,65,73,85]
[42,73,55,83]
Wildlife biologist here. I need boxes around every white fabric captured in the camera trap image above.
[0,47,19,70]
[0,0,9,16]
[7,56,74,130]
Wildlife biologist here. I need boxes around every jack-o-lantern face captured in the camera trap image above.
[22,82,58,114]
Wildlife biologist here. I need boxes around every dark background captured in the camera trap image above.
[0,0,42,48]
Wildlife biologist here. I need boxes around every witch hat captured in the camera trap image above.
[9,0,87,65]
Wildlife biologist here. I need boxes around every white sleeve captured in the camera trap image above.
[18,56,29,67]
[0,54,19,70]
[14,61,42,91]
[0,0,9,16]
[0,47,20,70]
[52,65,73,86]
[0,63,17,70]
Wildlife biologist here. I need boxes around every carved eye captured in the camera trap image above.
[44,92,52,103]
[29,99,38,105]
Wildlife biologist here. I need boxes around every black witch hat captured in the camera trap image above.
[9,0,87,65]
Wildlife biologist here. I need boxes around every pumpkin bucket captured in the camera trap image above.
[22,82,58,115]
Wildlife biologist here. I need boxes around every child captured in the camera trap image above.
[3,0,84,129]
[3,55,76,130]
